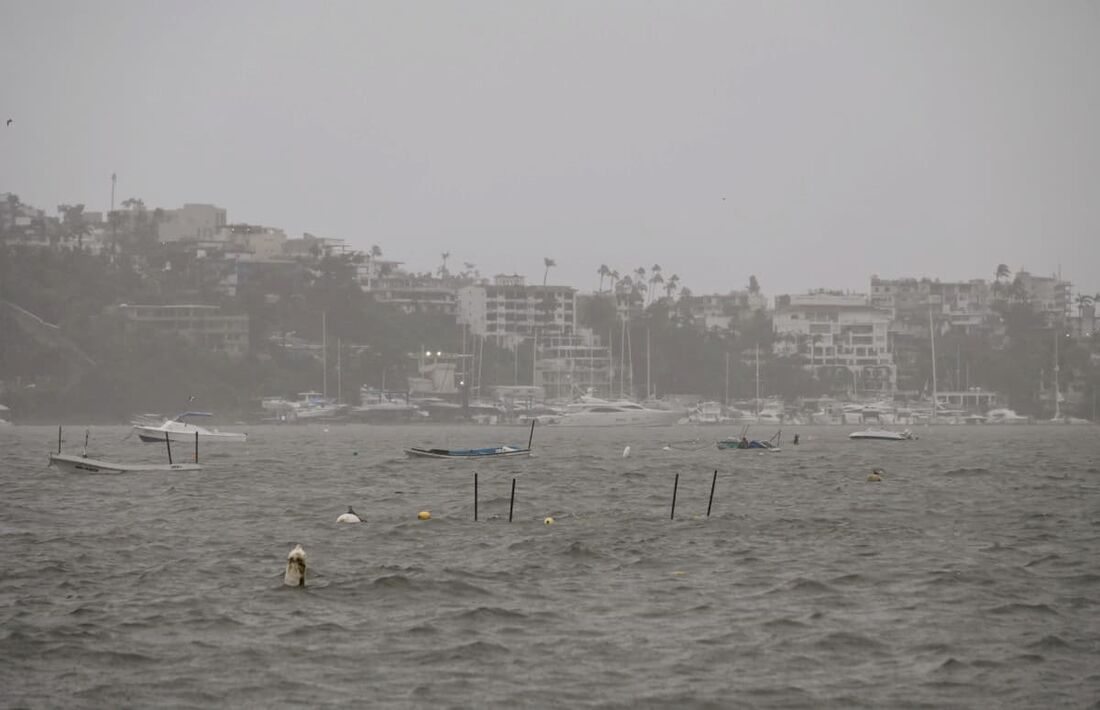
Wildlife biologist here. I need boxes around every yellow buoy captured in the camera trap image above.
[417,511,431,520]
[543,516,555,525]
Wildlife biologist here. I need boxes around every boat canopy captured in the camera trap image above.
[174,411,215,420]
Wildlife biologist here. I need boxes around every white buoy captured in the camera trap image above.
[284,544,307,587]
[622,446,631,458]
[336,506,361,523]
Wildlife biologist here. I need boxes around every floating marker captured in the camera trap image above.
[670,473,679,520]
[509,477,516,523]
[622,446,631,458]
[474,472,479,521]
[284,544,307,587]
[418,511,431,520]
[543,516,555,525]
[706,469,717,517]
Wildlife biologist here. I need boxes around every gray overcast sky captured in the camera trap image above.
[2,0,1098,298]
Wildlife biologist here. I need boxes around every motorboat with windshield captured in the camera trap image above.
[131,411,247,443]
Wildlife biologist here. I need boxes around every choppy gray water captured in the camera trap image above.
[2,423,1099,708]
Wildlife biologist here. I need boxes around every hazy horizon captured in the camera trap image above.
[2,0,1097,297]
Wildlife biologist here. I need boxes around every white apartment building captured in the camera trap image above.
[773,292,895,393]
[458,275,576,343]
[534,330,612,400]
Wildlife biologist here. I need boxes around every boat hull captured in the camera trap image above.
[551,412,682,427]
[134,426,246,443]
[848,432,914,441]
[49,453,202,474]
[404,447,531,460]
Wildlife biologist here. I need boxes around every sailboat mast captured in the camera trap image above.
[1054,328,1061,419]
[929,307,937,423]
[322,310,327,399]
[754,344,760,416]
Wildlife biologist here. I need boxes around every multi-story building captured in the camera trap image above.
[679,290,767,332]
[871,276,994,334]
[773,291,895,394]
[157,204,227,242]
[1012,271,1072,322]
[218,224,287,260]
[110,304,249,358]
[458,275,576,343]
[367,271,460,317]
[534,330,612,400]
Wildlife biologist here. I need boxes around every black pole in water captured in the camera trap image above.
[474,472,479,521]
[527,419,536,450]
[57,425,62,454]
[509,477,516,522]
[165,431,173,464]
[707,469,717,517]
[194,431,199,463]
[671,473,679,520]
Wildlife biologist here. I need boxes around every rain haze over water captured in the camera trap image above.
[1,0,1098,294]
[2,1,1100,707]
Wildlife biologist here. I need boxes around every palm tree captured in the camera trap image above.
[665,274,680,300]
[993,264,1011,298]
[648,271,664,306]
[57,203,90,249]
[748,275,760,294]
[439,251,451,277]
[597,264,610,292]
[370,245,382,258]
[610,270,620,290]
[542,257,556,286]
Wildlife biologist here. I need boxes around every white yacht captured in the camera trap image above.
[132,412,247,443]
[289,392,347,421]
[986,408,1030,424]
[552,397,683,427]
[849,428,917,441]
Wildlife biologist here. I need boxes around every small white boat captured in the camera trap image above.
[986,408,1030,424]
[0,403,11,426]
[49,426,202,473]
[849,428,917,441]
[49,453,201,474]
[132,411,247,443]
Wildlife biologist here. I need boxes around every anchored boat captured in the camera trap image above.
[49,427,203,474]
[132,411,246,443]
[849,428,917,441]
[405,421,535,459]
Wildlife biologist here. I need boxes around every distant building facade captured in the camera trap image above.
[1011,270,1072,322]
[870,276,994,335]
[679,290,767,332]
[158,204,227,242]
[534,330,612,400]
[111,304,249,357]
[773,291,895,394]
[458,275,576,343]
